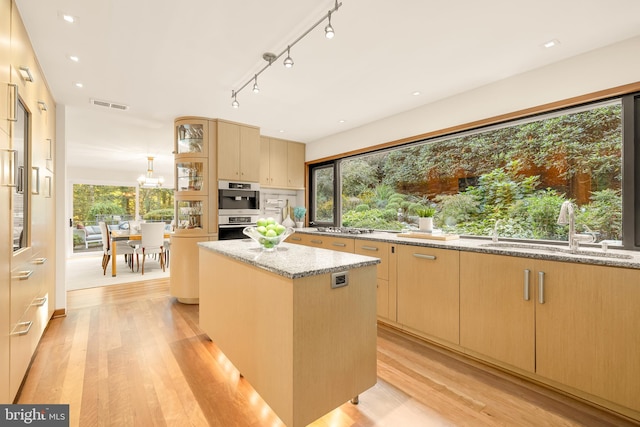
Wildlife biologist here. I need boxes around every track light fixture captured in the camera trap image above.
[230,0,342,108]
[231,90,239,108]
[283,46,294,68]
[325,11,335,39]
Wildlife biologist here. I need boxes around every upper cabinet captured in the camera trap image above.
[217,120,260,182]
[175,119,208,158]
[10,3,40,112]
[0,0,10,136]
[260,136,305,189]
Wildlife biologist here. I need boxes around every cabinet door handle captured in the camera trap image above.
[13,270,34,280]
[538,271,545,304]
[11,321,33,336]
[8,83,18,122]
[523,269,530,301]
[310,239,323,244]
[413,253,436,260]
[332,242,346,247]
[32,257,48,265]
[1,150,18,187]
[361,246,379,251]
[32,296,47,307]
[290,236,301,241]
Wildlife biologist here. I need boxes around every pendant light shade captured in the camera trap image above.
[283,46,294,68]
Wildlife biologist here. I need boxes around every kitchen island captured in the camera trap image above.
[198,239,380,427]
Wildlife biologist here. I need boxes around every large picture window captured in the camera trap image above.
[311,98,632,247]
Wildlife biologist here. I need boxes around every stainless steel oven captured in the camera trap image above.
[218,180,260,240]
[218,214,260,240]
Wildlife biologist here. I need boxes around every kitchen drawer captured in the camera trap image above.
[354,240,389,280]
[9,303,37,399]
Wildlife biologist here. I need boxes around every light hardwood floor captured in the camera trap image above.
[16,279,638,426]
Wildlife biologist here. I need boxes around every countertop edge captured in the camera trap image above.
[198,241,380,279]
[292,229,640,270]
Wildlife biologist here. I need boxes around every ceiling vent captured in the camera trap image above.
[90,98,130,111]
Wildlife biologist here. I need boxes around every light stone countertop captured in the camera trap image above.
[294,228,640,270]
[198,239,380,279]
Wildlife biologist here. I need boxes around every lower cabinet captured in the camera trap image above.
[9,254,49,400]
[460,252,535,372]
[460,251,640,415]
[286,233,354,253]
[354,240,394,321]
[396,245,460,345]
[170,235,215,304]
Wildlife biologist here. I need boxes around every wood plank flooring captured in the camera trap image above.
[16,279,638,426]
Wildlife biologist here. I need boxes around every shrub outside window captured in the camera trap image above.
[329,100,623,245]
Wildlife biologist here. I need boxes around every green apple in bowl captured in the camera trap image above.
[244,219,294,251]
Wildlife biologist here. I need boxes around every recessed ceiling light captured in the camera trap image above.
[543,39,560,48]
[279,129,285,133]
[412,91,421,96]
[68,55,79,62]
[338,119,346,123]
[74,82,83,88]
[58,11,78,23]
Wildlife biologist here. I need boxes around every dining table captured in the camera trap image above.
[110,229,171,277]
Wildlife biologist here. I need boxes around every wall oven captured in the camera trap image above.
[218,180,260,240]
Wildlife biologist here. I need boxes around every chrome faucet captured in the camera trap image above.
[557,201,595,252]
[492,219,502,242]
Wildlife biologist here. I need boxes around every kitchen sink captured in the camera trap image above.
[480,242,633,260]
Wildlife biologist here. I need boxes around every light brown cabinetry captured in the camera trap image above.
[460,252,535,372]
[259,136,305,189]
[217,120,260,182]
[460,252,640,417]
[0,122,10,404]
[288,233,354,253]
[0,0,10,136]
[172,118,220,303]
[2,3,56,403]
[396,244,460,345]
[354,240,396,321]
[535,261,640,414]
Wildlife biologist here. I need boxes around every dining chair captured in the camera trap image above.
[99,221,135,275]
[134,222,166,275]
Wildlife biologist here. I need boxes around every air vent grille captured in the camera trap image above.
[90,98,130,111]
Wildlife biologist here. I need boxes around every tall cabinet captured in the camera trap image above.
[2,0,56,403]
[171,117,218,304]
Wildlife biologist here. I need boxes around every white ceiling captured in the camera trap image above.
[15,0,640,182]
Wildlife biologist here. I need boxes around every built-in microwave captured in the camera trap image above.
[218,180,260,214]
[218,181,260,240]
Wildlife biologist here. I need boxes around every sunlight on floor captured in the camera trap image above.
[66,252,170,291]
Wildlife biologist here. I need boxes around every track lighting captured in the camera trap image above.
[283,46,294,68]
[230,0,342,108]
[231,90,239,108]
[325,11,335,39]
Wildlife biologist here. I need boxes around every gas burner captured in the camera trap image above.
[316,227,374,234]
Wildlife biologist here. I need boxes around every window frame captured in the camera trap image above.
[308,93,640,250]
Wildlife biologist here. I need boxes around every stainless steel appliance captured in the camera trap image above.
[218,180,260,240]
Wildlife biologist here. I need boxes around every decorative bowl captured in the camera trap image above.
[243,226,294,251]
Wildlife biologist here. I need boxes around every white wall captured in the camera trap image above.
[306,36,640,161]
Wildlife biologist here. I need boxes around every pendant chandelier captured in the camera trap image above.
[137,156,165,188]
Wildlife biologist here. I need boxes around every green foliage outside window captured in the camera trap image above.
[337,102,623,243]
